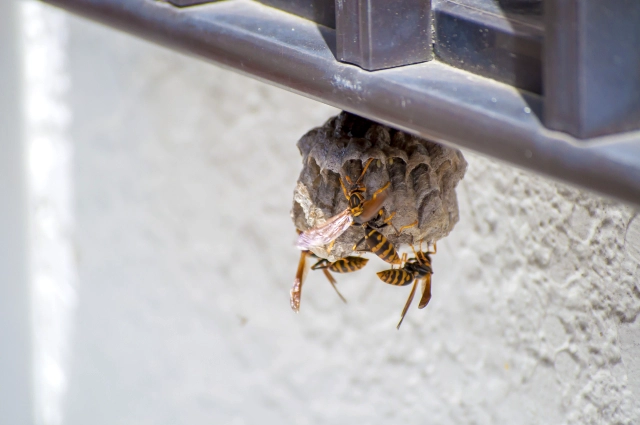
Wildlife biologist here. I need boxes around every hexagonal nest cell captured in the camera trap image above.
[292,112,468,261]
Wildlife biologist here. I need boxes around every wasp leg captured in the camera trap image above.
[310,258,330,270]
[366,209,399,233]
[397,277,419,329]
[398,220,418,234]
[383,211,396,224]
[365,210,386,230]
[353,222,370,252]
[370,181,390,201]
[366,209,393,230]
[382,210,401,235]
[310,258,348,304]
[390,252,407,270]
[353,236,369,252]
[321,269,347,304]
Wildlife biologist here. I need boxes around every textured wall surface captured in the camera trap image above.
[29,6,640,425]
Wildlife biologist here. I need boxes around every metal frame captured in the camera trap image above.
[257,0,334,29]
[40,0,640,208]
[544,0,640,138]
[434,0,543,94]
[336,0,432,70]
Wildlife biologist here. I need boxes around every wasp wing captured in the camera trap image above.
[358,186,389,223]
[290,250,308,312]
[296,209,353,250]
[397,277,419,329]
[418,273,432,309]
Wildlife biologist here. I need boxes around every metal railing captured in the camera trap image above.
[41,0,640,207]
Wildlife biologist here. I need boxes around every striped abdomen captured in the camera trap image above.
[329,256,369,273]
[364,227,400,264]
[377,269,414,286]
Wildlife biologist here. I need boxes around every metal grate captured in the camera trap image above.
[40,0,640,208]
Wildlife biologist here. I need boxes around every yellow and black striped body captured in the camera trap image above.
[375,242,437,329]
[412,250,434,309]
[362,225,400,264]
[376,268,414,286]
[310,256,369,274]
[328,256,369,273]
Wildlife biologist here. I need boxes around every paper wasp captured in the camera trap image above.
[352,209,418,264]
[376,241,435,329]
[290,250,369,312]
[353,211,401,264]
[296,158,390,251]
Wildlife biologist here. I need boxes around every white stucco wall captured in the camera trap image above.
[24,5,640,425]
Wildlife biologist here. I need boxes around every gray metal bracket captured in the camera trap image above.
[544,0,640,138]
[256,0,335,29]
[336,0,432,71]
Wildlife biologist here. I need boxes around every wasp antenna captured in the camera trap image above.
[310,258,330,270]
[382,210,401,235]
[355,158,374,184]
[340,177,350,200]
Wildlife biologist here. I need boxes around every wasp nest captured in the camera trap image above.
[292,112,467,261]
